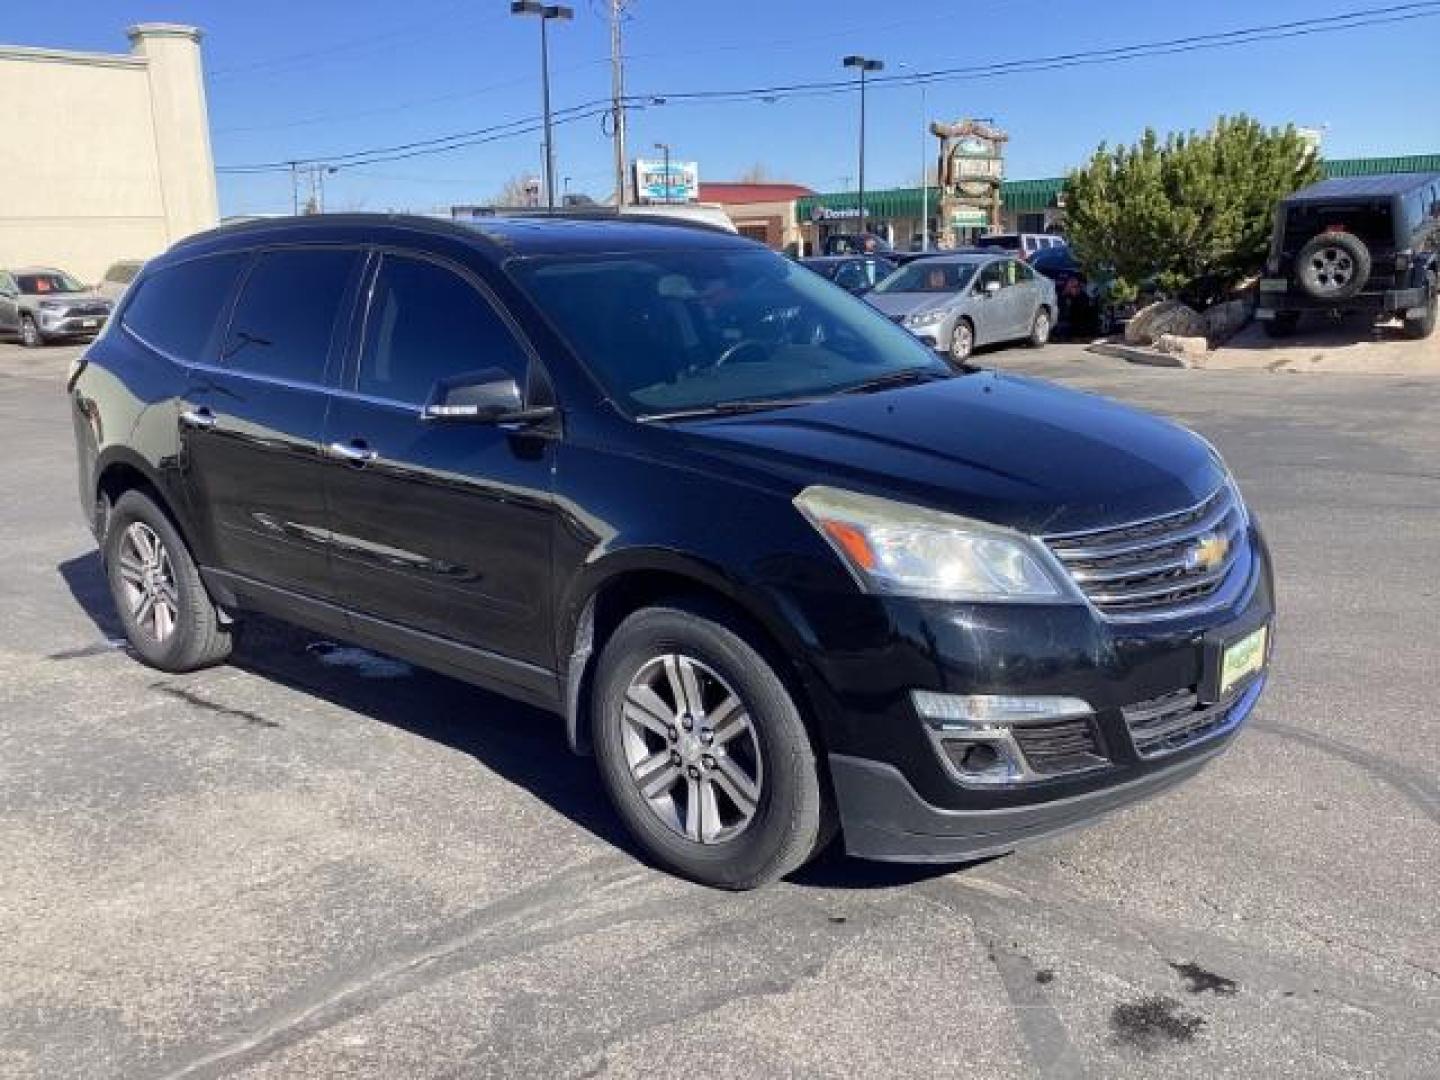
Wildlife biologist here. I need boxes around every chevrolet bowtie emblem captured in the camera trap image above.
[1185,532,1230,572]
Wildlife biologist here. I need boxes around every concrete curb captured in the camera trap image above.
[1086,341,1190,368]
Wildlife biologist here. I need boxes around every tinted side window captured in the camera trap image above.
[833,261,867,290]
[357,255,529,406]
[223,248,360,384]
[121,254,247,360]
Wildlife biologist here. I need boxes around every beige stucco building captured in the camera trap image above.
[0,24,218,283]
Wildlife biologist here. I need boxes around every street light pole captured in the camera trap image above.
[842,54,884,236]
[512,2,573,211]
[920,83,929,251]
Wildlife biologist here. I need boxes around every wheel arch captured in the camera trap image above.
[559,551,826,761]
[92,448,195,553]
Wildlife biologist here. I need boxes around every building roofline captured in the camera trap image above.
[0,43,147,69]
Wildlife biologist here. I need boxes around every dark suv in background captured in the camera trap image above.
[70,214,1273,888]
[1258,172,1440,339]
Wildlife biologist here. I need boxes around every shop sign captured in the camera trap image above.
[634,159,699,203]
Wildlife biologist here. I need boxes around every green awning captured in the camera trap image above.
[793,154,1438,224]
[796,178,1066,222]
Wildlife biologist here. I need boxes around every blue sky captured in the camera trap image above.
[9,1,1440,215]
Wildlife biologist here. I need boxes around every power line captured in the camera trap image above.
[216,3,1440,175]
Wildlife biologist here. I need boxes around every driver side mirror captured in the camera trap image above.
[983,280,1001,296]
[421,367,553,426]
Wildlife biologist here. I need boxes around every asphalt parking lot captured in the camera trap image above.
[2,338,1437,1079]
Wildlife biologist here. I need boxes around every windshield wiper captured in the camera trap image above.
[839,368,950,395]
[642,396,831,422]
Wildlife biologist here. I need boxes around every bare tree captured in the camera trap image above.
[736,162,772,183]
[492,174,542,207]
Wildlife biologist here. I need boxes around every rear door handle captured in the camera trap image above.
[180,406,216,430]
[328,439,378,466]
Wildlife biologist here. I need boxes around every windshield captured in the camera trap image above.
[510,249,949,417]
[17,271,86,295]
[872,260,977,295]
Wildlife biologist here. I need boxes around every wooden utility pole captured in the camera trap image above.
[610,0,630,206]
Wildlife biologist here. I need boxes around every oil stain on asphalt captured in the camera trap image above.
[1110,995,1205,1051]
[1169,960,1239,996]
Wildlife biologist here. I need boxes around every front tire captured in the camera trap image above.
[592,604,827,889]
[19,315,42,348]
[949,318,975,364]
[1028,307,1052,347]
[104,490,232,672]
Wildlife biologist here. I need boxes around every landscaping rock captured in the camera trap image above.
[1202,297,1255,345]
[1125,299,1206,345]
[1156,333,1209,366]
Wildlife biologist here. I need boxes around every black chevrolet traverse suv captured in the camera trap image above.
[70,214,1274,889]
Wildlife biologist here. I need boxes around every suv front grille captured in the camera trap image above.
[66,303,109,318]
[1011,716,1107,775]
[1121,683,1251,758]
[1042,484,1247,620]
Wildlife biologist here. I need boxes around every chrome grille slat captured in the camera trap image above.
[1046,490,1236,561]
[1122,682,1252,758]
[1043,484,1249,620]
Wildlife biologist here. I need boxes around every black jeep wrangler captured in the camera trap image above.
[1258,172,1440,339]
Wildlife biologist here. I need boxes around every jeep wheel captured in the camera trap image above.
[1296,231,1371,301]
[592,604,828,889]
[104,490,232,672]
[1262,311,1300,338]
[1403,293,1438,340]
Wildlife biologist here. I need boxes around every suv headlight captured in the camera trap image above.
[794,486,1070,602]
[905,308,948,328]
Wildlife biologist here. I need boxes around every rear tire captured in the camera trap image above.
[592,604,827,889]
[104,490,232,672]
[1403,292,1437,340]
[1262,311,1300,338]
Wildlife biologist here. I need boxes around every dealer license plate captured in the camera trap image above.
[1220,624,1268,696]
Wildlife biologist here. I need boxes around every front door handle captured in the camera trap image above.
[180,406,216,430]
[328,439,378,467]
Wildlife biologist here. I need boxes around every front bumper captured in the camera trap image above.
[781,527,1275,863]
[38,311,109,337]
[832,676,1263,862]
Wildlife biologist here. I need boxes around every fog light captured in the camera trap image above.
[911,691,1092,729]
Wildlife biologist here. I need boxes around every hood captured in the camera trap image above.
[864,291,955,320]
[677,372,1222,535]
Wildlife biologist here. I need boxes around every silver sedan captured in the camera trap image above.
[864,253,1057,363]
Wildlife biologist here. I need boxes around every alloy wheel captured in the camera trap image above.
[619,653,763,844]
[20,318,40,348]
[116,522,180,643]
[1307,246,1355,296]
[1033,309,1051,344]
[950,322,974,362]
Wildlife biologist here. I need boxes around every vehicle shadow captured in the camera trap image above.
[57,549,996,890]
[57,549,636,858]
[1221,311,1413,351]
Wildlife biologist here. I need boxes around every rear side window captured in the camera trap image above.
[223,248,360,384]
[121,254,247,361]
[356,254,529,406]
